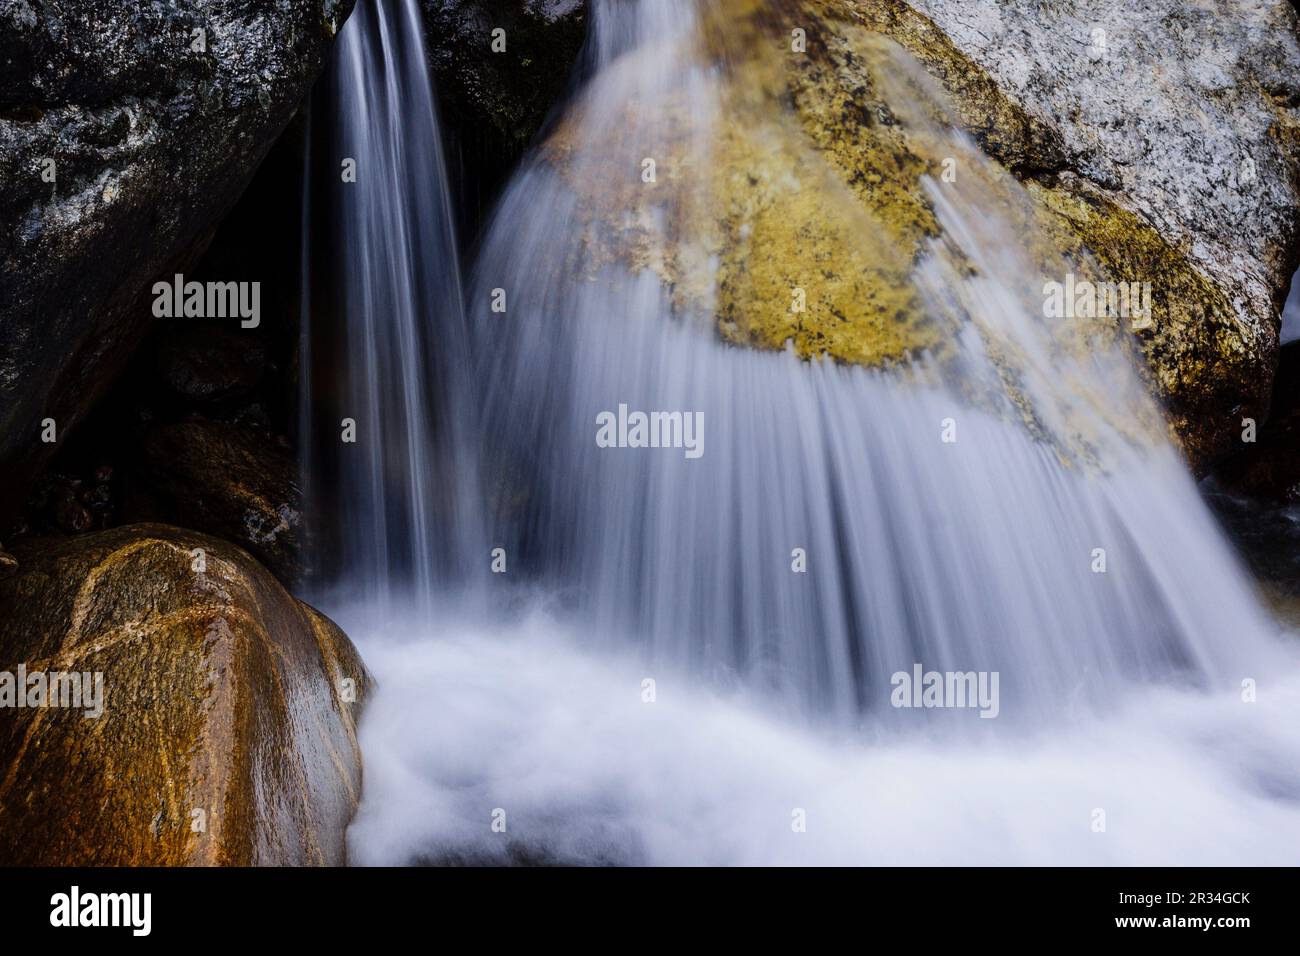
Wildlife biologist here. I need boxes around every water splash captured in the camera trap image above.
[347,617,1300,866]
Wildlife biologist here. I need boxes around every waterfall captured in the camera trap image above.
[302,0,479,620]
[316,0,1300,864]
[462,0,1283,723]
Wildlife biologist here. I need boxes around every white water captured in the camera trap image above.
[346,613,1300,866]
[302,0,479,621]
[314,0,1300,865]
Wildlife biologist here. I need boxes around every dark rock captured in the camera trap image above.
[156,324,268,407]
[1214,339,1300,502]
[0,0,356,531]
[133,420,304,583]
[0,524,369,865]
[21,465,116,536]
[421,1,587,232]
[49,479,92,534]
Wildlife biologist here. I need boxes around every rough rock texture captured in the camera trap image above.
[902,0,1300,463]
[910,0,1300,327]
[0,0,355,530]
[136,421,303,583]
[0,524,369,866]
[1215,338,1300,501]
[543,0,1300,466]
[421,0,587,230]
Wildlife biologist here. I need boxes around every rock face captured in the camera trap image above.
[903,0,1300,463]
[155,325,269,408]
[1215,339,1300,502]
[0,0,356,530]
[540,0,1300,466]
[421,0,587,229]
[0,524,369,866]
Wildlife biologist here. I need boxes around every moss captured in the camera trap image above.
[534,0,1268,462]
[540,0,951,364]
[703,87,939,363]
[1031,180,1269,462]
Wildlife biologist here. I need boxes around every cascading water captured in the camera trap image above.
[463,0,1286,719]
[302,0,479,621]
[315,0,1300,864]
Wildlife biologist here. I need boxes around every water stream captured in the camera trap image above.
[309,0,1300,865]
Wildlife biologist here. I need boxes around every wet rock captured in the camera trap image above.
[48,479,93,534]
[22,467,117,537]
[0,0,356,530]
[543,0,1300,467]
[0,545,15,582]
[134,421,303,583]
[538,0,946,367]
[883,0,1300,465]
[1214,339,1300,502]
[0,524,368,866]
[421,1,588,227]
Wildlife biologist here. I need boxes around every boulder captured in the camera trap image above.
[0,0,356,530]
[421,0,588,228]
[134,421,304,583]
[900,0,1300,463]
[0,524,368,866]
[538,0,1300,467]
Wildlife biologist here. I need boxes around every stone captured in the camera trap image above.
[0,524,369,866]
[133,420,304,583]
[0,0,356,529]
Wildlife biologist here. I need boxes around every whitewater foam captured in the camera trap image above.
[346,606,1300,866]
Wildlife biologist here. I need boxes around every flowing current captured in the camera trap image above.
[301,0,479,623]
[310,0,1300,865]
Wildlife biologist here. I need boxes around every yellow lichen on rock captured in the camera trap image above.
[538,0,952,365]
[1029,179,1266,464]
[535,0,1279,464]
[705,105,937,363]
[689,0,949,363]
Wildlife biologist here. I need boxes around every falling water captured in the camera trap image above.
[317,0,1300,864]
[302,0,478,619]
[461,0,1285,720]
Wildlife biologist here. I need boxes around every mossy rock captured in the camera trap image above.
[536,0,1300,466]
